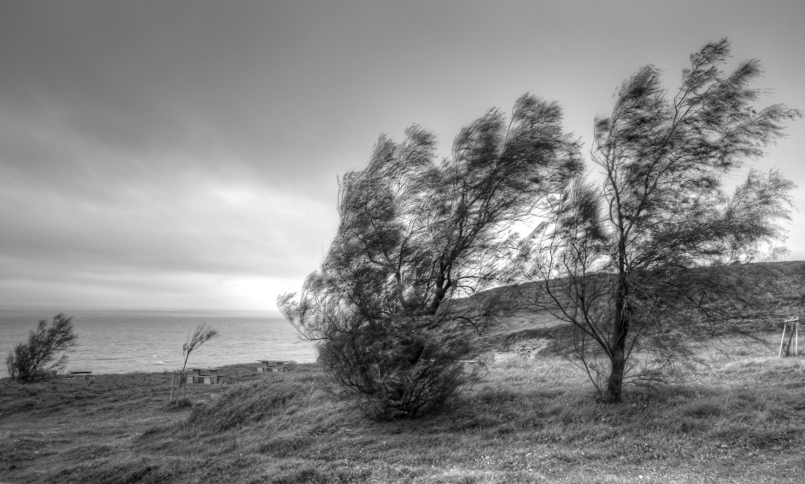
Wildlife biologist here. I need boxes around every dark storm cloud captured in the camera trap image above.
[0,1,421,191]
[1,2,275,181]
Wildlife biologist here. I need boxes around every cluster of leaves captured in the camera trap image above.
[6,314,77,382]
[511,38,801,402]
[181,324,218,372]
[283,38,800,414]
[280,95,582,420]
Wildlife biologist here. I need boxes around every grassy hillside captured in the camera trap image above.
[2,261,804,483]
[2,335,804,483]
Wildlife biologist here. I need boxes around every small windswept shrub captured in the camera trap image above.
[181,324,218,372]
[6,314,77,382]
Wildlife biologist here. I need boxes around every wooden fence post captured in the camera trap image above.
[169,372,176,404]
[779,318,801,358]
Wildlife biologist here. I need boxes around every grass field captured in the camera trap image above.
[2,328,804,483]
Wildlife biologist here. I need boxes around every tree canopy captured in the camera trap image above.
[512,38,801,402]
[280,94,582,419]
[281,38,800,413]
[6,314,78,382]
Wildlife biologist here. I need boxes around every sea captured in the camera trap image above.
[0,308,318,379]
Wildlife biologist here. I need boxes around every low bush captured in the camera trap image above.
[318,324,478,421]
[6,314,77,382]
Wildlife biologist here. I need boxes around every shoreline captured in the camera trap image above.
[0,359,317,383]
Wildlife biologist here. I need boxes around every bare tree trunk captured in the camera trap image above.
[606,346,626,403]
[605,269,629,403]
[427,269,450,315]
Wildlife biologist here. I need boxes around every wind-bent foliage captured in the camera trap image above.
[181,324,219,372]
[512,39,801,402]
[6,314,78,382]
[280,94,582,420]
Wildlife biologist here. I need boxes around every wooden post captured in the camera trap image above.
[779,319,802,358]
[169,371,187,405]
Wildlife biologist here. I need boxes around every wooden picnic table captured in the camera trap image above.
[68,371,93,381]
[256,360,290,373]
[187,367,221,384]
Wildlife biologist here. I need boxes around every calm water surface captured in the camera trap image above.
[0,308,317,378]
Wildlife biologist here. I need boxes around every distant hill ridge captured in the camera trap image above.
[448,260,805,310]
[440,260,805,347]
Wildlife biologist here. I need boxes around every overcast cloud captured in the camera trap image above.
[1,0,803,312]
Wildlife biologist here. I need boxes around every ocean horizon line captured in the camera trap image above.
[0,306,285,318]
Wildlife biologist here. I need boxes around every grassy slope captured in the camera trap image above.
[2,261,804,483]
[2,339,804,484]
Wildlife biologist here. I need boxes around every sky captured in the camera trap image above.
[1,0,803,313]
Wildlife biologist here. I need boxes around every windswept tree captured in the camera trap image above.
[169,324,219,405]
[280,94,582,419]
[512,39,801,402]
[181,324,219,372]
[6,314,78,382]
